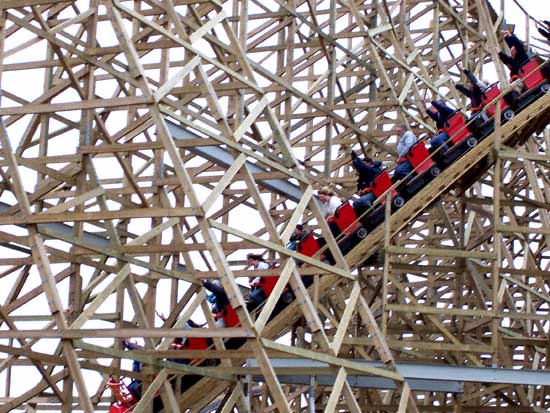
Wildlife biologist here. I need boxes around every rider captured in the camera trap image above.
[498,31,530,80]
[350,150,382,214]
[455,65,488,115]
[393,124,417,182]
[246,253,271,308]
[121,339,144,399]
[423,99,454,152]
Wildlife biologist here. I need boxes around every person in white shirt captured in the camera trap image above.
[247,253,270,272]
[317,186,342,219]
[246,253,270,307]
[393,124,417,182]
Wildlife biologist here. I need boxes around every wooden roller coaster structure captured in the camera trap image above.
[0,0,548,412]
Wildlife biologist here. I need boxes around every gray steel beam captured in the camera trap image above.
[0,201,189,273]
[0,202,244,295]
[165,119,305,203]
[247,358,550,389]
[0,202,110,247]
[252,375,463,393]
[0,120,309,260]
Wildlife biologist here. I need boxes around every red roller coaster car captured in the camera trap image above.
[107,376,137,413]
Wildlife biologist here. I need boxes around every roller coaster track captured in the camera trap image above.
[175,92,550,409]
[1,1,549,410]
[346,92,550,267]
[0,89,546,413]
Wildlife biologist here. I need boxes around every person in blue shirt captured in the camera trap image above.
[393,124,417,182]
[287,224,308,251]
[498,31,529,78]
[350,151,382,213]
[455,65,488,113]
[202,279,230,316]
[351,151,382,191]
[121,339,144,399]
[423,99,454,152]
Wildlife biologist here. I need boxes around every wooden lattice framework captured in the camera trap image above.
[0,0,548,412]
